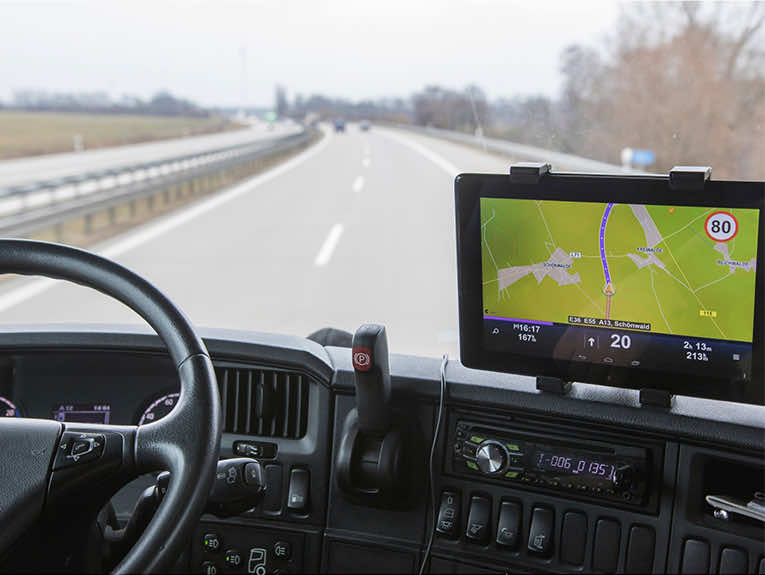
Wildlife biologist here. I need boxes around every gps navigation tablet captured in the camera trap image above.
[455,172,764,405]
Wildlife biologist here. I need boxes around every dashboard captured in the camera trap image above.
[0,324,763,574]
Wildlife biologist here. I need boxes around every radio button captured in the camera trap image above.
[527,507,554,556]
[462,442,478,458]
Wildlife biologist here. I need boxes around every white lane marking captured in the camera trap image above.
[0,129,334,314]
[314,223,344,267]
[376,128,459,179]
[362,157,371,168]
[352,176,365,193]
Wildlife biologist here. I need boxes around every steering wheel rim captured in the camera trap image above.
[0,239,222,573]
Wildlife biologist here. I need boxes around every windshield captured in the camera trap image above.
[0,1,762,358]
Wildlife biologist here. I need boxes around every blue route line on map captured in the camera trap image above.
[600,203,615,285]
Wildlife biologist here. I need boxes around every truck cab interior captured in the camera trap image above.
[1,3,764,574]
[0,164,763,575]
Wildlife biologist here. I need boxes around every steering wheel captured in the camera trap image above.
[0,239,222,573]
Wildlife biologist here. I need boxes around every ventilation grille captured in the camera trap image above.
[214,366,310,439]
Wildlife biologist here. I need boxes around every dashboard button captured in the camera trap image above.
[560,511,587,566]
[435,491,460,538]
[719,547,748,575]
[262,464,282,513]
[224,549,242,569]
[287,468,310,513]
[202,533,221,553]
[495,501,521,549]
[200,561,219,575]
[273,540,291,560]
[465,495,491,544]
[527,507,554,556]
[625,525,655,573]
[681,539,709,574]
[593,518,621,572]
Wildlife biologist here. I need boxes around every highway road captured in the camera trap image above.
[0,124,514,359]
[0,120,302,189]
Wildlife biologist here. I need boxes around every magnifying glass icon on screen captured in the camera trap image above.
[491,328,499,335]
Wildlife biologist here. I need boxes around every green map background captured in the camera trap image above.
[481,198,759,342]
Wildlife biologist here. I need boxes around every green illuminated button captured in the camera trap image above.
[506,443,520,452]
[505,471,519,479]
[466,461,479,471]
[469,435,484,444]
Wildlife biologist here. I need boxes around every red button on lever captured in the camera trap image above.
[352,347,372,371]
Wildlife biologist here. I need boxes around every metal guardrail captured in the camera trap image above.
[400,125,635,173]
[0,130,313,237]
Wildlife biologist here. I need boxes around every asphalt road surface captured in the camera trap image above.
[0,124,514,358]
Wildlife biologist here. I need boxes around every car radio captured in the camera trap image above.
[451,421,651,507]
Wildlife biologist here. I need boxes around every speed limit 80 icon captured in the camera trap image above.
[705,211,738,242]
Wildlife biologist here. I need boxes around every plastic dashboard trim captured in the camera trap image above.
[0,324,760,451]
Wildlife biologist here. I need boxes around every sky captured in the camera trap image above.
[0,0,619,108]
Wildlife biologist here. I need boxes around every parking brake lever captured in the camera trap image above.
[352,323,392,434]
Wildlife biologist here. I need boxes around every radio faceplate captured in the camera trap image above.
[449,419,652,508]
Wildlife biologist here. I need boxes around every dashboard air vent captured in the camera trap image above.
[215,366,309,439]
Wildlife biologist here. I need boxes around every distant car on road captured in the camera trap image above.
[334,119,345,132]
[359,120,371,131]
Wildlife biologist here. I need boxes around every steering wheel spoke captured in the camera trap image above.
[0,240,221,574]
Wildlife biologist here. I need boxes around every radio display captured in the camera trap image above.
[533,450,616,481]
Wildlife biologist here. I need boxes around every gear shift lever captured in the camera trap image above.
[352,323,392,434]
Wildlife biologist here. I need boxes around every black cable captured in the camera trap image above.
[418,353,448,575]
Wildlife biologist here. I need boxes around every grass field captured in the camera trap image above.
[0,111,243,159]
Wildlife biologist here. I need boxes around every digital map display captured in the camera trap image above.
[481,198,759,344]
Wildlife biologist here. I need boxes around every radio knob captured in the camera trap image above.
[476,442,507,474]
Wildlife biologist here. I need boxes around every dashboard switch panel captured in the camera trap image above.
[527,507,554,556]
[436,491,461,538]
[465,495,491,544]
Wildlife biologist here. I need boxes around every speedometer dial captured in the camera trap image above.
[0,396,21,417]
[138,392,179,425]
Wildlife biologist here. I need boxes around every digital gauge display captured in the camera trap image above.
[0,396,20,417]
[138,392,179,425]
[533,450,616,481]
